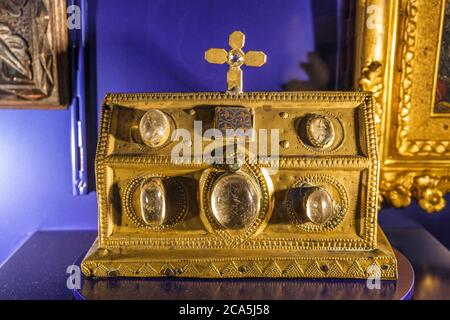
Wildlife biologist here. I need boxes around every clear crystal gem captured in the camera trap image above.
[211,173,260,229]
[139,110,171,148]
[306,116,334,148]
[140,178,166,226]
[303,187,333,225]
[228,50,244,66]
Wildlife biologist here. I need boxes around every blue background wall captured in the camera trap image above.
[0,0,448,266]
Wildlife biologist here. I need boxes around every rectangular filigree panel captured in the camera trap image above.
[0,0,69,109]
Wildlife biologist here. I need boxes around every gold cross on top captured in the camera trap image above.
[205,31,267,94]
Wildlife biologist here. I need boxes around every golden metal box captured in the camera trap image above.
[82,31,397,279]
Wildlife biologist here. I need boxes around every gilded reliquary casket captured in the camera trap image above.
[82,31,396,280]
[81,91,397,279]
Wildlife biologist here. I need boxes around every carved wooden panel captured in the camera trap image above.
[0,0,69,109]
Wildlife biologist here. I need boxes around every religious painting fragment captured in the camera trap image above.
[435,0,450,114]
[0,0,69,109]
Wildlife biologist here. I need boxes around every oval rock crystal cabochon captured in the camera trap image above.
[302,187,334,225]
[285,176,348,232]
[210,172,261,230]
[296,113,343,151]
[140,178,166,226]
[139,109,171,148]
[306,115,334,148]
[125,175,188,230]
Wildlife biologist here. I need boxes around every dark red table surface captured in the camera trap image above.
[0,228,448,300]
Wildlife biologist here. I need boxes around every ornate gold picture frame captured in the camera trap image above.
[0,0,69,109]
[355,0,450,212]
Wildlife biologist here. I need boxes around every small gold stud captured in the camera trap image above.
[279,112,289,119]
[280,140,290,149]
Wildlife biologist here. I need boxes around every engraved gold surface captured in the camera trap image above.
[81,90,397,279]
[355,0,450,212]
